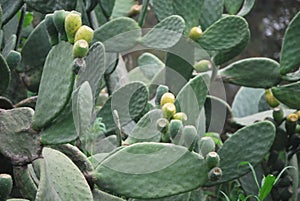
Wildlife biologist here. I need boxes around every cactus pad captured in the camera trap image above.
[0,107,41,165]
[199,0,223,30]
[220,58,281,88]
[24,0,76,13]
[33,41,75,130]
[272,81,300,109]
[94,142,208,199]
[0,53,10,95]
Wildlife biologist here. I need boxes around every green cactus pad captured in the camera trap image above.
[280,11,300,75]
[197,15,249,51]
[6,199,30,201]
[24,0,76,13]
[131,192,190,201]
[236,0,256,16]
[40,100,77,145]
[21,20,51,71]
[206,121,275,186]
[93,189,126,201]
[0,0,23,25]
[72,82,93,139]
[151,0,173,21]
[234,109,294,126]
[98,0,115,17]
[94,142,208,199]
[13,166,38,200]
[111,0,135,18]
[141,15,185,49]
[175,74,209,128]
[77,42,106,101]
[124,109,163,144]
[32,41,75,130]
[97,82,148,131]
[6,50,21,70]
[173,0,204,33]
[0,53,10,95]
[0,107,41,165]
[224,0,244,14]
[53,10,68,41]
[220,58,281,88]
[213,29,250,65]
[44,14,59,46]
[199,0,223,30]
[138,53,164,80]
[2,34,16,58]
[232,87,265,118]
[272,81,300,109]
[34,148,93,201]
[0,174,13,201]
[93,17,141,52]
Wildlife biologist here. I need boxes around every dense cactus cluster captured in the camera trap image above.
[0,0,299,200]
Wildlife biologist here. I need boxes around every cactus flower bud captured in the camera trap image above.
[208,167,222,181]
[74,25,94,44]
[0,174,13,201]
[265,89,280,108]
[169,119,183,144]
[162,102,176,119]
[206,151,220,169]
[65,11,82,44]
[189,26,202,41]
[160,92,175,106]
[73,39,89,58]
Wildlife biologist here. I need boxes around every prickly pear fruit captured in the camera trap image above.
[74,25,94,44]
[206,151,220,169]
[73,39,89,58]
[193,60,212,73]
[160,92,175,106]
[198,136,215,157]
[53,10,69,41]
[173,112,188,123]
[265,89,280,108]
[182,125,198,151]
[0,174,13,201]
[208,167,222,181]
[169,119,183,144]
[156,118,169,134]
[189,26,202,41]
[65,11,82,44]
[162,102,176,119]
[128,4,142,17]
[155,85,169,106]
[285,113,298,135]
[273,107,284,124]
[44,14,59,46]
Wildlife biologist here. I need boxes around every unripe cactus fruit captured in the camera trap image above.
[206,151,220,169]
[273,107,284,124]
[265,89,280,108]
[0,174,13,201]
[65,11,82,44]
[128,4,142,17]
[74,25,94,44]
[156,118,169,134]
[44,14,59,46]
[182,125,198,151]
[285,113,298,135]
[162,102,176,119]
[160,92,175,106]
[53,10,69,41]
[155,85,169,106]
[198,136,215,157]
[208,167,222,181]
[73,39,89,58]
[189,26,203,41]
[169,119,183,143]
[193,60,212,73]
[173,112,188,123]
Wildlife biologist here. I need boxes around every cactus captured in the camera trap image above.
[199,0,223,30]
[1,0,23,25]
[24,0,76,14]
[32,41,75,130]
[0,174,13,201]
[141,15,185,49]
[94,142,208,199]
[220,58,281,88]
[272,81,300,109]
[0,54,10,94]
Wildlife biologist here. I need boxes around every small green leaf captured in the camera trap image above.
[258,175,276,201]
